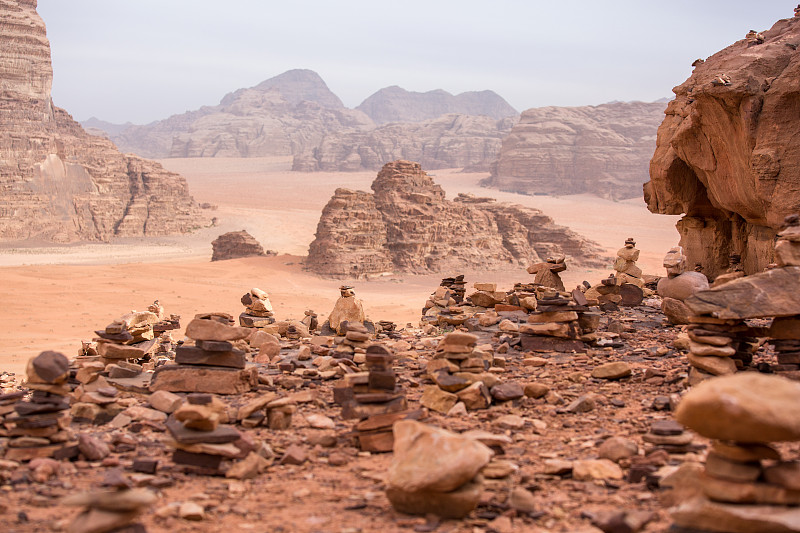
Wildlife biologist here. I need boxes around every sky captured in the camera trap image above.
[38,0,795,125]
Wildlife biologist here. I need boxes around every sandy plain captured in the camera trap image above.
[0,157,680,375]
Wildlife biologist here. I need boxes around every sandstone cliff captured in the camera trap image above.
[0,0,205,242]
[644,15,800,277]
[292,114,516,172]
[356,86,518,125]
[108,70,375,159]
[307,160,606,278]
[483,101,666,200]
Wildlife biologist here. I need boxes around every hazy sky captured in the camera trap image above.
[38,1,794,124]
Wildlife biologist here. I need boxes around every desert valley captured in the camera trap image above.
[2,1,800,533]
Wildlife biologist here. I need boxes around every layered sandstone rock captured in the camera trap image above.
[292,114,516,172]
[211,231,269,262]
[356,86,517,125]
[307,160,605,278]
[108,70,375,159]
[645,16,800,278]
[484,101,666,200]
[0,0,205,242]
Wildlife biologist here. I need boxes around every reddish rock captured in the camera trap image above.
[211,231,269,262]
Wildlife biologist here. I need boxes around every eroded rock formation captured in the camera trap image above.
[293,114,516,172]
[484,101,666,200]
[307,160,605,278]
[356,86,517,125]
[211,230,268,262]
[645,16,800,277]
[108,70,375,159]
[0,0,204,242]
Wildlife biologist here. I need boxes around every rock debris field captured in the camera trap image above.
[2,239,800,533]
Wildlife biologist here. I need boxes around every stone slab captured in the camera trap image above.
[150,365,257,395]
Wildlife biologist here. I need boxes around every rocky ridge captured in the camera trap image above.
[292,114,516,172]
[645,16,800,278]
[355,86,518,125]
[307,160,606,278]
[483,101,666,200]
[0,0,205,242]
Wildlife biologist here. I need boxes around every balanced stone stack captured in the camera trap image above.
[94,311,160,365]
[527,255,567,291]
[769,316,800,376]
[239,288,275,329]
[467,282,508,310]
[334,322,371,360]
[165,393,250,475]
[322,286,369,336]
[301,310,319,333]
[338,345,408,421]
[519,293,596,353]
[422,276,466,326]
[150,313,258,395]
[64,471,156,533]
[6,351,76,461]
[671,373,800,533]
[440,275,467,303]
[685,317,747,382]
[422,332,495,412]
[641,419,700,455]
[657,246,709,325]
[611,238,645,306]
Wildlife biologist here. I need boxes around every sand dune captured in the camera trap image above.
[0,158,681,374]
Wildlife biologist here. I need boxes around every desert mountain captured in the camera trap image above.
[645,16,800,277]
[293,114,517,172]
[107,69,374,159]
[355,86,518,125]
[307,160,605,278]
[482,101,667,201]
[0,0,205,243]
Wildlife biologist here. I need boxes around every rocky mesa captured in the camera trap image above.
[307,160,606,278]
[645,17,800,278]
[483,101,666,200]
[0,0,205,242]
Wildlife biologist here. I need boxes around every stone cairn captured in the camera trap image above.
[165,392,251,475]
[518,290,599,354]
[336,344,415,452]
[322,286,370,336]
[150,313,258,395]
[5,351,76,461]
[641,419,700,455]
[656,246,709,325]
[421,332,499,413]
[526,255,567,291]
[92,311,160,365]
[63,470,156,533]
[334,322,371,360]
[239,287,275,329]
[769,215,800,376]
[671,373,800,532]
[684,316,749,383]
[613,238,645,306]
[422,275,470,327]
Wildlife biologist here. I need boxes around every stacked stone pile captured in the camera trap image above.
[641,419,700,455]
[769,316,800,375]
[239,288,275,329]
[519,293,598,353]
[685,317,749,382]
[385,420,493,519]
[337,345,408,421]
[165,392,253,475]
[63,471,156,533]
[5,351,76,461]
[321,286,371,336]
[237,392,296,430]
[93,311,160,364]
[421,332,499,413]
[150,313,258,395]
[671,373,800,532]
[527,256,567,291]
[612,238,645,306]
[334,322,372,360]
[657,246,709,325]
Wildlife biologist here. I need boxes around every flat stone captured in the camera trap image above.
[688,352,737,375]
[175,346,246,369]
[179,501,205,521]
[675,373,800,442]
[703,474,800,505]
[166,418,241,445]
[62,488,157,512]
[685,266,800,319]
[386,480,483,519]
[689,341,737,357]
[67,508,139,533]
[572,459,623,481]
[96,342,147,360]
[519,335,586,353]
[705,452,762,482]
[591,362,631,380]
[148,390,183,414]
[185,317,251,342]
[672,497,800,533]
[598,437,638,463]
[711,441,781,462]
[764,462,800,491]
[150,365,257,395]
[490,382,524,402]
